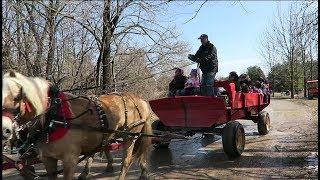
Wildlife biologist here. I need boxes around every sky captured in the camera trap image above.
[164,1,292,78]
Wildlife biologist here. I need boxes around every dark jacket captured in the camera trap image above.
[169,75,187,92]
[234,81,241,92]
[195,41,218,73]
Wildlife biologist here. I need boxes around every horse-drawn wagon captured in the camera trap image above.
[2,71,271,179]
[149,80,271,157]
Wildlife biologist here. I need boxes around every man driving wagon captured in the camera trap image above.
[188,34,218,96]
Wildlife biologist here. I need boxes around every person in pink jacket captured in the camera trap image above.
[181,69,201,95]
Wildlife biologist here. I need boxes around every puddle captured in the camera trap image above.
[245,131,259,136]
[305,152,318,171]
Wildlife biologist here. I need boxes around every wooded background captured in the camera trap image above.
[2,1,318,99]
[258,1,318,98]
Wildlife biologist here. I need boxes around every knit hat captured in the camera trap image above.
[190,69,198,74]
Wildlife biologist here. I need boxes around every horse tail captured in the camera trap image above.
[133,113,153,164]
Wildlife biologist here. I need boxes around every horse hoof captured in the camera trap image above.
[105,166,114,173]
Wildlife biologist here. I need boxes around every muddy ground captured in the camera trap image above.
[3,98,318,179]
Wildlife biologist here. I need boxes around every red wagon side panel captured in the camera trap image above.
[244,93,259,107]
[232,93,243,109]
[149,80,271,130]
[182,97,227,127]
[149,97,186,127]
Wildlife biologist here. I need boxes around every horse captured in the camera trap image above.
[2,115,13,151]
[7,118,114,179]
[2,70,153,180]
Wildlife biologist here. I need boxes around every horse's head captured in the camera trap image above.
[2,70,50,124]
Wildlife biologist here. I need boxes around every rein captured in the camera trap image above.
[51,120,155,138]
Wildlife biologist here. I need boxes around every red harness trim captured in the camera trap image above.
[47,92,73,142]
[23,99,32,113]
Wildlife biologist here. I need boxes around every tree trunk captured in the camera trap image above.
[302,49,306,97]
[101,34,112,93]
[112,59,117,92]
[46,0,56,77]
[272,72,275,97]
[95,52,102,89]
[310,45,313,80]
[33,50,43,76]
[100,0,113,93]
[290,54,294,99]
[25,2,45,77]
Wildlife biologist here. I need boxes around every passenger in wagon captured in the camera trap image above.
[259,77,269,103]
[181,69,201,95]
[168,68,187,96]
[265,79,271,102]
[228,71,241,92]
[239,74,251,93]
[253,81,263,94]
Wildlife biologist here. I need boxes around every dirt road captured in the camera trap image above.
[3,98,318,179]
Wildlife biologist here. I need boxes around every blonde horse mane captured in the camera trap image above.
[3,71,49,117]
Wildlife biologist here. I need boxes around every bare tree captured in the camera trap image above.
[55,1,190,93]
[259,1,318,97]
[268,3,303,98]
[258,29,280,97]
[295,1,318,97]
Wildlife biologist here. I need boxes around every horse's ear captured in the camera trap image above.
[17,87,24,100]
[8,70,16,77]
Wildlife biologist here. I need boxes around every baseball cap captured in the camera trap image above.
[198,34,208,39]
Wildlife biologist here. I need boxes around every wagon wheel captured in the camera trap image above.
[222,121,245,158]
[257,111,271,135]
[152,120,170,149]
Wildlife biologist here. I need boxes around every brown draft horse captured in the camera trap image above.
[2,70,153,180]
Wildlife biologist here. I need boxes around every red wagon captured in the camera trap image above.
[149,80,271,157]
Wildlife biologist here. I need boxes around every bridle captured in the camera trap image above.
[2,104,23,122]
[2,92,32,122]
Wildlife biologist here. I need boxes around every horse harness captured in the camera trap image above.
[89,92,146,151]
[5,86,149,165]
[46,87,146,151]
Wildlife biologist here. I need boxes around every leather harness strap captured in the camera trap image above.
[107,92,145,135]
[126,94,143,119]
[90,96,109,149]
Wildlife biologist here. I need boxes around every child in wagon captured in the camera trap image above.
[181,69,200,95]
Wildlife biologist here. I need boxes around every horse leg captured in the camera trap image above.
[78,156,93,180]
[139,160,149,180]
[105,150,114,172]
[42,157,58,180]
[118,138,136,180]
[8,133,17,153]
[8,123,18,153]
[63,155,79,180]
